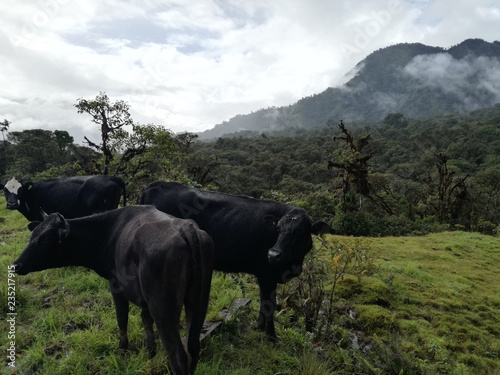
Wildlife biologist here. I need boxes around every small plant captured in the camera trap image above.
[322,236,375,298]
[281,235,375,341]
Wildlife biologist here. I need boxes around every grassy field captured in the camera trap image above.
[1,196,499,374]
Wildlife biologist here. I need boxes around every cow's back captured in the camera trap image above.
[79,175,124,211]
[107,206,214,305]
[31,177,92,217]
[117,210,214,276]
[32,176,123,219]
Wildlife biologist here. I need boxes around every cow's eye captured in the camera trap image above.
[37,234,52,244]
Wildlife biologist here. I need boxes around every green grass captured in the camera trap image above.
[1,195,499,374]
[366,233,500,374]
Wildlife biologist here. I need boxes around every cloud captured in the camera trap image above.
[0,0,499,142]
[404,52,500,110]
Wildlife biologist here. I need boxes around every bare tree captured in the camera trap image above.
[1,119,10,148]
[434,152,469,224]
[328,120,392,214]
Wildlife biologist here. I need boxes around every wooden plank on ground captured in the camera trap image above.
[199,298,251,342]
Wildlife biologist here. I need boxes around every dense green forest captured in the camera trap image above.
[2,99,500,237]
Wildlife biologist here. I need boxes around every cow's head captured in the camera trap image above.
[266,208,330,270]
[2,177,33,211]
[11,212,70,275]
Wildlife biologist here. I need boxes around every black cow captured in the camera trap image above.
[139,181,330,340]
[0,176,126,222]
[11,205,214,375]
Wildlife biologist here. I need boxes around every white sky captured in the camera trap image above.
[1,0,499,143]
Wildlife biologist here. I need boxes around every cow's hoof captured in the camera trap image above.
[267,333,278,343]
[118,339,129,351]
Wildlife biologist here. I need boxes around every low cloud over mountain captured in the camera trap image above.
[200,39,500,139]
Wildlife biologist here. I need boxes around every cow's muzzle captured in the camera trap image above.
[10,262,26,275]
[267,249,282,264]
[6,202,18,210]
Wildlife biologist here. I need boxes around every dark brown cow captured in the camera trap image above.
[11,205,214,375]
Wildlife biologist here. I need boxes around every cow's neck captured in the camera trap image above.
[65,216,115,279]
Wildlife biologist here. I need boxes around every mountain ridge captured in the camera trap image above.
[199,39,500,140]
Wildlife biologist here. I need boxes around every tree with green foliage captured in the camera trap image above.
[2,129,97,180]
[75,92,133,175]
[53,130,74,153]
[6,130,61,177]
[175,132,199,154]
[382,113,408,128]
[185,150,220,186]
[111,124,178,179]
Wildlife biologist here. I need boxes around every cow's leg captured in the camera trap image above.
[149,298,188,375]
[145,262,189,375]
[111,292,130,350]
[183,301,201,374]
[257,277,278,341]
[141,307,156,357]
[184,269,212,374]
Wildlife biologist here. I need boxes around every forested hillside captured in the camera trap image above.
[190,105,500,235]
[2,103,500,237]
[200,38,500,139]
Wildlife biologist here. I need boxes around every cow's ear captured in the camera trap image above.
[311,221,331,236]
[58,227,69,244]
[28,221,41,232]
[39,208,49,219]
[56,213,70,243]
[264,215,279,231]
[22,182,33,191]
[0,183,4,190]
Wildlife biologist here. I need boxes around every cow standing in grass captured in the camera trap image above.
[0,176,126,222]
[140,181,330,340]
[11,205,214,375]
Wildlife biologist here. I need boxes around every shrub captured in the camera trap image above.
[280,236,375,341]
[332,211,372,236]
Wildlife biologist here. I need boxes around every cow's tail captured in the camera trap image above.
[181,221,214,298]
[110,176,127,207]
[180,222,214,372]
